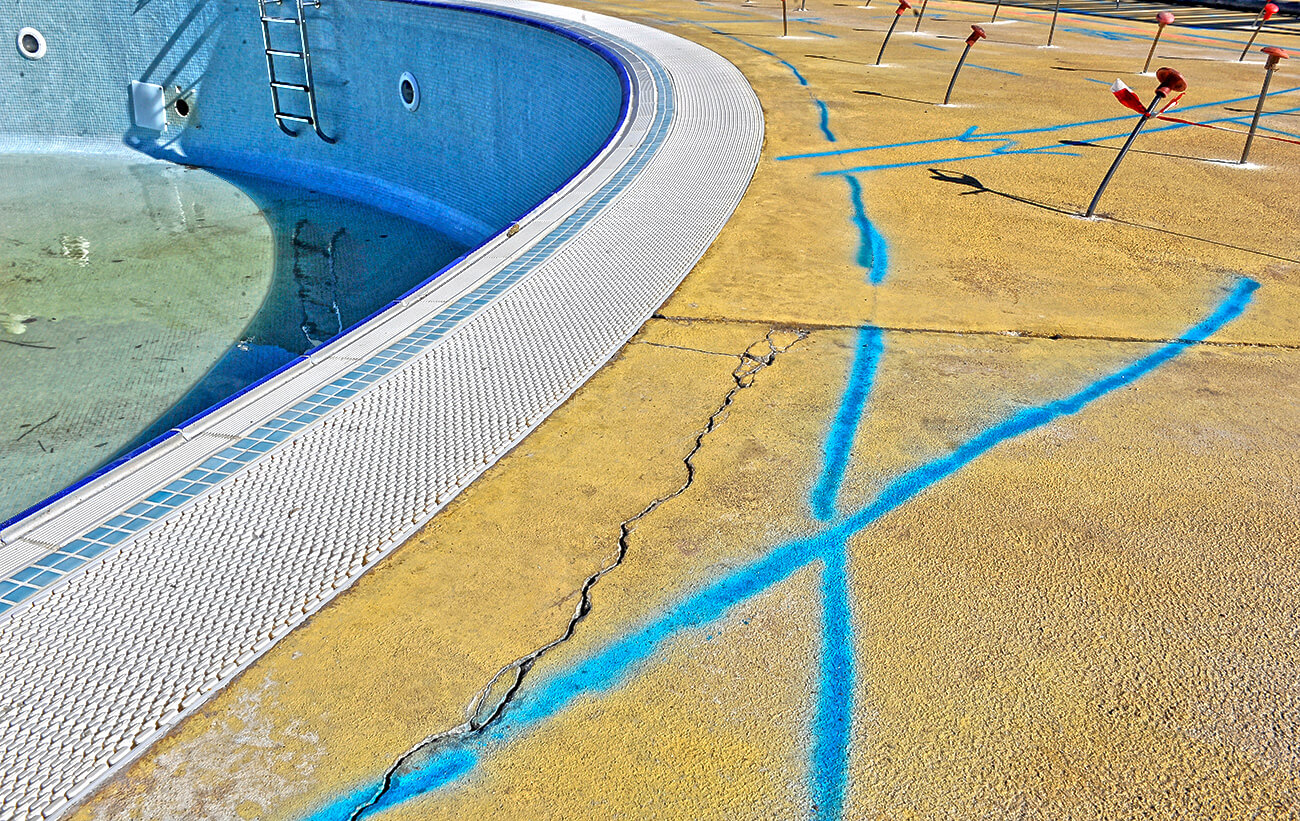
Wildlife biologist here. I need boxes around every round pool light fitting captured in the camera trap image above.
[17,27,46,60]
[399,72,420,112]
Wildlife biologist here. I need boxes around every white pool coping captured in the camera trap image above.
[0,1,763,818]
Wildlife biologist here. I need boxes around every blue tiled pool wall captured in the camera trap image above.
[0,0,625,248]
[0,0,221,142]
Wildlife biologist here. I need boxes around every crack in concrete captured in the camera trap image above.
[651,313,1300,351]
[344,328,808,821]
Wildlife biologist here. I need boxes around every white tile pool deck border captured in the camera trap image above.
[0,2,763,817]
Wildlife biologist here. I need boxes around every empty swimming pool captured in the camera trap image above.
[0,0,762,816]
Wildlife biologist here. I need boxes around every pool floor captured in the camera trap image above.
[0,153,469,525]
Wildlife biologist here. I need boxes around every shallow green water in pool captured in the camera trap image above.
[0,153,468,524]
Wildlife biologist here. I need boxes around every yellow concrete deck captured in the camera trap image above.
[73,1,1300,818]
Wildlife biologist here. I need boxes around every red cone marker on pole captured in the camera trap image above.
[1143,12,1175,74]
[944,26,987,104]
[1086,68,1187,217]
[1240,3,1279,61]
[1242,47,1289,163]
[876,0,911,65]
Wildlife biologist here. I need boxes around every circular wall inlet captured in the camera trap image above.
[17,27,46,60]
[173,86,191,118]
[399,72,420,112]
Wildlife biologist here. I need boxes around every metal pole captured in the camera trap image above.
[913,0,929,32]
[944,26,986,105]
[1086,95,1161,217]
[1240,26,1263,60]
[1143,13,1174,74]
[876,1,910,65]
[1240,4,1278,61]
[944,43,975,105]
[1142,32,1161,74]
[1047,0,1062,46]
[991,0,1002,21]
[1086,68,1186,218]
[782,0,788,36]
[1242,49,1288,163]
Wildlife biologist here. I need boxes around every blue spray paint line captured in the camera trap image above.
[1085,77,1110,85]
[712,30,808,86]
[1248,122,1300,141]
[844,176,888,281]
[810,327,884,521]
[970,63,1021,76]
[913,42,948,51]
[711,29,777,56]
[829,277,1259,539]
[782,60,809,86]
[809,29,838,38]
[305,278,1259,821]
[812,539,854,821]
[816,99,837,142]
[1081,106,1300,145]
[821,145,1080,175]
[820,106,1300,174]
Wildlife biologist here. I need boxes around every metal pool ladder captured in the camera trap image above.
[257,0,335,143]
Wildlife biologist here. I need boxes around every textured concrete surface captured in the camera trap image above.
[73,1,1300,819]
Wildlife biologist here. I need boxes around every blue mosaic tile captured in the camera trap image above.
[27,571,59,588]
[11,567,42,584]
[52,556,84,572]
[77,542,114,559]
[2,587,34,604]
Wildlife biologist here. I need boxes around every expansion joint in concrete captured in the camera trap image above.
[343,327,807,821]
[652,314,1300,351]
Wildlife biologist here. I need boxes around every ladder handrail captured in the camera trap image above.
[255,0,335,143]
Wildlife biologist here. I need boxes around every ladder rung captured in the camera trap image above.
[266,48,304,57]
[261,16,299,23]
[276,113,313,124]
[271,81,310,91]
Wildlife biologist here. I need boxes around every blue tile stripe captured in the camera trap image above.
[0,23,674,618]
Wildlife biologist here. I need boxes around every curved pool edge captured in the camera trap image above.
[0,2,762,819]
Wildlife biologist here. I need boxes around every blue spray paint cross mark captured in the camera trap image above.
[308,278,1259,821]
